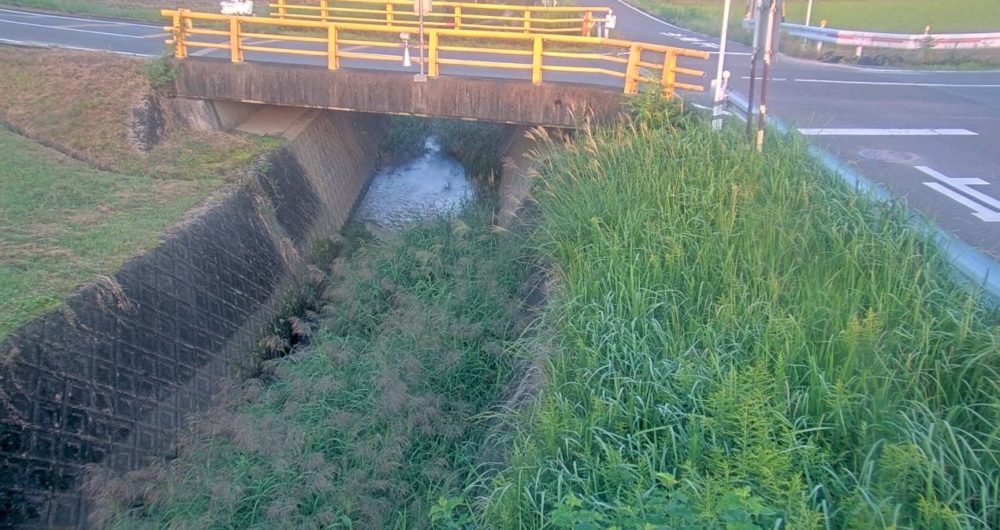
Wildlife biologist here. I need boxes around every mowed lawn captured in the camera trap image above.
[0,127,215,340]
[634,0,1000,34]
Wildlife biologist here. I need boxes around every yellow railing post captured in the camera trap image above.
[277,0,287,18]
[582,11,592,36]
[172,10,187,58]
[229,17,242,62]
[428,31,439,76]
[624,43,640,93]
[661,50,677,98]
[523,10,531,33]
[454,5,461,29]
[532,36,543,84]
[320,0,328,22]
[386,2,394,26]
[328,25,339,69]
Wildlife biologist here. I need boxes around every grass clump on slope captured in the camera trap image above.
[479,96,1000,529]
[94,209,530,529]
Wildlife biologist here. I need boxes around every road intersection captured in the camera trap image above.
[1,3,998,261]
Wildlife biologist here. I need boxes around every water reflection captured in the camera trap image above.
[355,137,473,227]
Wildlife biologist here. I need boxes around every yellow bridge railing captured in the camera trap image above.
[162,10,707,96]
[270,0,611,36]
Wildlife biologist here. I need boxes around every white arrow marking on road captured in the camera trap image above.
[916,166,1000,222]
[798,128,977,136]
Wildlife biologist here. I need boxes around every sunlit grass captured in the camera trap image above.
[480,96,1000,529]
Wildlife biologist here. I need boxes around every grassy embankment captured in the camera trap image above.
[0,48,281,340]
[96,96,999,529]
[477,97,1000,529]
[93,210,532,529]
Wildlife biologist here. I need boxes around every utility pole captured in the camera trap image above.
[712,0,732,131]
[755,0,778,152]
[414,0,430,81]
[805,0,814,26]
[745,0,761,138]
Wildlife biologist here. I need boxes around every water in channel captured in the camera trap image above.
[355,136,474,227]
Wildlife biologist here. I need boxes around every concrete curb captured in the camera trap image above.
[727,90,1000,305]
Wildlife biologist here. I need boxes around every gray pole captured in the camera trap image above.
[805,0,813,26]
[712,0,732,131]
[755,0,777,152]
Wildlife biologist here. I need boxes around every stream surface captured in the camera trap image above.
[355,137,474,227]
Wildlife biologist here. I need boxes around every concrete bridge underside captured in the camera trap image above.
[170,59,627,128]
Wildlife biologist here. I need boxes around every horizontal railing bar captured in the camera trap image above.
[242,45,329,56]
[270,1,610,14]
[183,41,231,49]
[336,51,403,61]
[674,67,705,77]
[543,51,629,64]
[544,64,625,77]
[437,58,531,70]
[186,28,230,36]
[338,38,401,48]
[241,32,326,43]
[437,45,533,56]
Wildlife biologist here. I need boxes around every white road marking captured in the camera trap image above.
[0,18,150,38]
[0,37,156,56]
[799,128,978,136]
[916,166,1000,222]
[0,8,160,28]
[795,78,1000,88]
[615,0,689,31]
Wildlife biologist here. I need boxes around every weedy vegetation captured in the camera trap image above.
[475,94,1000,529]
[94,209,532,529]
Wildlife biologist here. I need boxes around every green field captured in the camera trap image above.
[0,127,216,340]
[633,0,1000,35]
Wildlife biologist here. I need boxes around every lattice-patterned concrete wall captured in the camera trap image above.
[0,109,383,528]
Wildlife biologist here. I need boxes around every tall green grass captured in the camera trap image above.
[479,96,1000,529]
[94,210,530,529]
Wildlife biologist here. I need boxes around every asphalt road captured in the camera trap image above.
[1,4,998,260]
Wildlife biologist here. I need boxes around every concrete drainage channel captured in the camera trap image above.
[0,102,535,529]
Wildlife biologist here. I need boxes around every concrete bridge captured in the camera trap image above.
[163,9,709,128]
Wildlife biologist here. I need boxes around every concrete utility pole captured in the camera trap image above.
[414,0,431,81]
[805,0,814,26]
[712,0,732,131]
[755,0,779,152]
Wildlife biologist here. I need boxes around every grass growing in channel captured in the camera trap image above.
[96,210,531,529]
[477,97,1000,529]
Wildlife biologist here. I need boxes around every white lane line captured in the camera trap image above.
[0,37,156,56]
[614,0,689,31]
[0,18,150,38]
[916,166,1000,222]
[795,78,1000,88]
[799,128,978,136]
[0,8,160,28]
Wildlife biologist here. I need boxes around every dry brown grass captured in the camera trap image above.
[0,47,279,182]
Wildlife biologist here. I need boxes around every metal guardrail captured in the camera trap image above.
[270,0,611,36]
[781,22,1000,51]
[161,9,707,95]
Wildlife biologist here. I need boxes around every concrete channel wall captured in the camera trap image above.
[0,108,384,529]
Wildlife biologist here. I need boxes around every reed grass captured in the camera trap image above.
[478,95,1000,529]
